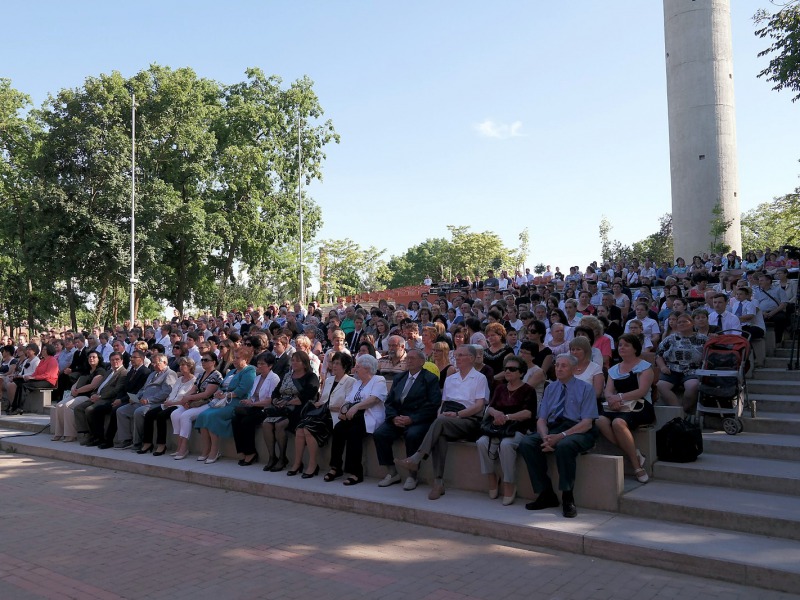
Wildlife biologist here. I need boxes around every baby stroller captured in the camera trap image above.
[694,330,753,435]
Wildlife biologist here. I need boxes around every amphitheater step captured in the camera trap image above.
[746,380,800,396]
[740,412,800,435]
[702,430,800,461]
[747,393,800,414]
[752,368,800,381]
[620,480,800,541]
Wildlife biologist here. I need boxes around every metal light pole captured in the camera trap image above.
[298,113,304,306]
[130,94,137,325]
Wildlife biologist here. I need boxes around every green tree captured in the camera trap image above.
[318,239,389,300]
[741,190,800,250]
[515,227,530,270]
[446,225,513,280]
[599,216,612,261]
[709,201,733,254]
[755,4,800,102]
[386,237,451,287]
[631,213,674,265]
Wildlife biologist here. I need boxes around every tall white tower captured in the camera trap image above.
[664,0,741,260]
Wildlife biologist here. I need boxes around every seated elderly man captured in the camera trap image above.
[73,352,129,446]
[376,335,408,386]
[519,353,598,518]
[373,349,442,490]
[395,345,488,500]
[114,354,177,450]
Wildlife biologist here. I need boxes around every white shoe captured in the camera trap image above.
[502,487,517,506]
[378,473,401,487]
[635,468,650,483]
[403,476,418,491]
[197,455,207,462]
[205,451,222,464]
[636,449,646,468]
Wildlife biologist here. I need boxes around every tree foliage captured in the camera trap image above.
[318,239,390,300]
[709,201,733,255]
[601,214,674,265]
[755,4,800,102]
[0,67,337,333]
[741,190,800,250]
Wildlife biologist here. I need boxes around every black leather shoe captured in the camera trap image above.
[301,466,320,479]
[85,439,101,447]
[525,490,560,511]
[97,442,113,450]
[562,499,578,518]
[270,458,288,473]
[262,456,278,472]
[286,463,304,476]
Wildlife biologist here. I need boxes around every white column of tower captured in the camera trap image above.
[663,0,741,260]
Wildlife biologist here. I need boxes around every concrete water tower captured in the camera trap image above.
[663,0,742,260]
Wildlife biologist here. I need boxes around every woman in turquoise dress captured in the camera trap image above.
[194,347,256,464]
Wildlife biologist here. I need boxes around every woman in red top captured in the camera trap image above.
[9,343,59,414]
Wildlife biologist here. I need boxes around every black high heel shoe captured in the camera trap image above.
[238,453,258,466]
[263,456,278,471]
[153,447,167,457]
[301,466,320,479]
[270,458,288,472]
[286,462,304,476]
[323,468,343,482]
[136,445,153,455]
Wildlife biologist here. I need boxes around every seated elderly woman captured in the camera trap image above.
[171,352,223,460]
[476,354,536,506]
[597,333,655,483]
[262,351,320,472]
[654,311,708,411]
[138,357,197,455]
[50,351,106,442]
[396,344,488,500]
[326,354,386,485]
[193,347,256,464]
[291,352,355,479]
[4,343,41,414]
[483,322,513,377]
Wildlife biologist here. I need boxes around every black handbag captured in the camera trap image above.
[301,401,329,420]
[480,413,519,439]
[441,400,467,414]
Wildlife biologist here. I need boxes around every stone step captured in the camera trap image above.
[2,427,800,594]
[773,348,794,358]
[748,393,800,414]
[654,452,800,496]
[740,412,800,436]
[752,368,800,381]
[702,430,800,461]
[765,356,799,369]
[620,480,800,541]
[746,379,800,396]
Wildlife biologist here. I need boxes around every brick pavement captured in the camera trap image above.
[0,453,796,600]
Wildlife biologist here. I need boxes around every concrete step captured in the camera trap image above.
[654,452,800,495]
[752,368,800,381]
[740,412,800,436]
[748,393,800,414]
[746,379,800,396]
[773,348,794,358]
[620,480,800,541]
[703,430,800,461]
[2,427,800,594]
[765,356,799,369]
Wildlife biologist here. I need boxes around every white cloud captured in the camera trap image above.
[474,119,526,139]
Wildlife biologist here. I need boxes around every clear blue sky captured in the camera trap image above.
[5,1,798,276]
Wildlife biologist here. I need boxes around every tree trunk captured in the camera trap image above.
[93,282,109,328]
[216,241,236,315]
[134,289,141,325]
[111,285,119,325]
[176,237,186,316]
[66,278,78,331]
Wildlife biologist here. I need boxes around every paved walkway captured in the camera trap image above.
[0,453,796,600]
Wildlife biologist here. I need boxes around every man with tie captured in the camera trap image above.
[519,353,598,518]
[730,286,764,339]
[95,351,151,449]
[708,293,742,335]
[96,333,113,366]
[373,349,441,490]
[73,352,128,446]
[345,316,366,353]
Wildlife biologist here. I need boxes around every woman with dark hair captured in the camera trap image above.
[356,341,377,358]
[262,351,320,472]
[476,353,536,506]
[230,353,281,466]
[672,257,688,275]
[464,317,487,348]
[372,317,391,354]
[216,339,236,375]
[50,350,106,441]
[168,342,187,372]
[194,347,256,464]
[483,322,512,376]
[12,343,59,415]
[294,352,354,480]
[171,352,223,459]
[597,333,655,483]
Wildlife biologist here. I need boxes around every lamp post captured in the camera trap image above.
[130,94,137,326]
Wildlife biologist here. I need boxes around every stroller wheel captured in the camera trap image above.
[723,418,739,435]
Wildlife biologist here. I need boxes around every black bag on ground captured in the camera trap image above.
[656,417,703,463]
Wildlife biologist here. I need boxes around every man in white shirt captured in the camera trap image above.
[709,293,741,334]
[624,302,661,345]
[729,286,764,339]
[96,333,113,365]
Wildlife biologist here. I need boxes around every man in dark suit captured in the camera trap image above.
[345,316,366,353]
[271,335,292,381]
[57,335,89,399]
[373,349,441,490]
[73,352,129,445]
[94,351,151,449]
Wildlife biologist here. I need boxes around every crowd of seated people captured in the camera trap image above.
[1,245,797,519]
